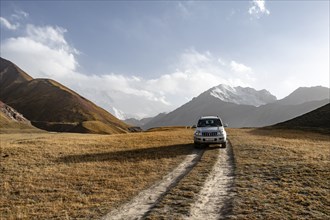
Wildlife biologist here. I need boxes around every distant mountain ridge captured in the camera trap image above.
[124,116,154,127]
[276,86,329,105]
[210,84,276,106]
[142,84,329,129]
[0,57,129,134]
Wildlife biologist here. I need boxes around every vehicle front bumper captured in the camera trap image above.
[194,135,226,144]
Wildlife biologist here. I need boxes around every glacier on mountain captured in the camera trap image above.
[210,84,277,106]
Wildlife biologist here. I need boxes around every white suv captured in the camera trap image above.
[194,116,227,148]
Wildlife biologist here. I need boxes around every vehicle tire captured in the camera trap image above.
[194,142,201,149]
[221,142,227,148]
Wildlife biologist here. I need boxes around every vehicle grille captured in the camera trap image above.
[202,132,218,136]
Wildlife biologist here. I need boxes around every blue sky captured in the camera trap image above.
[1,1,329,119]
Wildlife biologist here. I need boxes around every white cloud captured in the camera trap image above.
[26,25,66,46]
[1,27,78,78]
[0,10,29,30]
[147,50,225,97]
[230,60,252,73]
[0,17,19,30]
[218,57,226,66]
[179,49,212,68]
[112,107,127,120]
[11,10,29,20]
[248,0,270,18]
[0,23,171,118]
[1,23,256,119]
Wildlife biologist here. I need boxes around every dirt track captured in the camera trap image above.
[187,144,235,219]
[103,143,234,220]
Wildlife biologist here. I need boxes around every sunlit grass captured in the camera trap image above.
[146,147,220,219]
[2,127,329,219]
[0,129,195,219]
[228,128,330,219]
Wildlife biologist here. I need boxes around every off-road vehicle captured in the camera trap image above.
[193,116,227,148]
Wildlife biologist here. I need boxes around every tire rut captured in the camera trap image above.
[186,142,235,219]
[102,149,204,220]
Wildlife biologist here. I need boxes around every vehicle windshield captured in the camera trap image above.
[197,119,222,127]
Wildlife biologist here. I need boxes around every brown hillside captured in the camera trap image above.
[273,103,330,131]
[0,57,129,134]
[0,101,42,133]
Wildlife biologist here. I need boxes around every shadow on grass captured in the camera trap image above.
[247,127,329,140]
[56,144,196,164]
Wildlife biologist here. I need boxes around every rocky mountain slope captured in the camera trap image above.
[124,113,166,127]
[276,86,329,105]
[142,84,329,129]
[209,84,276,106]
[0,57,129,134]
[0,101,41,132]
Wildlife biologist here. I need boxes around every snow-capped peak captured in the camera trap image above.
[210,84,277,106]
[112,107,127,120]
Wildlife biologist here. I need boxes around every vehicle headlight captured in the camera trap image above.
[194,130,201,136]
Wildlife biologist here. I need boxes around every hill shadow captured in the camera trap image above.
[56,143,196,164]
[247,127,330,140]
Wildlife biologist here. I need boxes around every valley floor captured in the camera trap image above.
[228,128,330,219]
[0,128,329,219]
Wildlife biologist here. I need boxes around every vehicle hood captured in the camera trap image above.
[195,126,225,132]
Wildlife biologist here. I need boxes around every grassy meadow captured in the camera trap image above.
[1,127,329,219]
[146,146,221,219]
[228,128,330,219]
[0,128,195,219]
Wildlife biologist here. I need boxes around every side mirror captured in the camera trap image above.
[192,125,197,128]
[224,123,228,127]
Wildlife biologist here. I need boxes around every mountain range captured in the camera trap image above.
[0,57,129,134]
[140,84,329,129]
[1,57,329,133]
[209,84,277,106]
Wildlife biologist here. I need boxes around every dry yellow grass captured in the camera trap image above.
[228,128,330,219]
[146,147,220,219]
[2,127,329,219]
[0,129,195,219]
